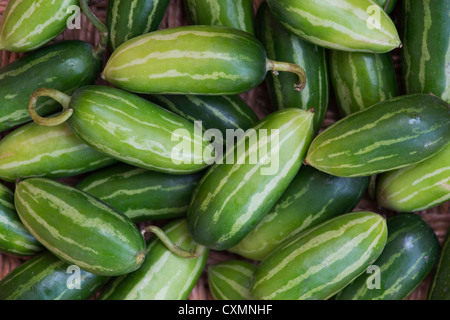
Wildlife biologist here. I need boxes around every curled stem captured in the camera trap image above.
[266,59,307,92]
[142,225,206,259]
[28,88,73,126]
[79,0,108,58]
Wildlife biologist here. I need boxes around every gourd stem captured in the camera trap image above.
[28,88,73,127]
[142,225,206,259]
[79,0,108,58]
[266,59,307,92]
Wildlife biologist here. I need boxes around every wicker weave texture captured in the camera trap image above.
[0,0,449,301]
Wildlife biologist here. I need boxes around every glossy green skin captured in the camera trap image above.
[230,166,369,261]
[374,0,399,14]
[0,183,42,256]
[266,0,401,53]
[0,0,78,52]
[377,143,450,212]
[149,94,259,142]
[336,214,439,300]
[76,163,203,222]
[208,260,256,300]
[185,0,255,35]
[402,0,450,103]
[306,94,450,177]
[0,122,115,182]
[188,109,315,251]
[14,178,146,276]
[0,41,102,133]
[429,230,450,300]
[329,50,398,117]
[250,212,388,300]
[67,86,214,174]
[103,25,268,95]
[98,219,209,300]
[107,0,170,51]
[256,3,328,133]
[0,251,108,300]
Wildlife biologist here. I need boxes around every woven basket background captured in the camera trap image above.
[0,0,448,300]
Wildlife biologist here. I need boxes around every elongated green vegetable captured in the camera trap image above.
[256,2,328,132]
[428,229,450,300]
[402,0,450,103]
[208,260,256,300]
[0,121,115,183]
[306,94,450,177]
[107,0,170,51]
[229,166,369,261]
[99,220,209,300]
[266,0,401,53]
[0,251,108,300]
[0,41,102,133]
[185,0,255,35]
[250,212,388,300]
[187,108,315,250]
[76,163,203,222]
[149,94,259,142]
[28,86,214,174]
[377,143,450,212]
[336,214,439,300]
[0,0,78,52]
[329,50,398,117]
[14,178,146,276]
[0,183,43,256]
[102,25,306,95]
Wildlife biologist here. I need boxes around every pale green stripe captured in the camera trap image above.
[418,0,432,91]
[209,269,252,299]
[253,215,378,289]
[0,51,60,81]
[5,260,66,300]
[299,220,385,299]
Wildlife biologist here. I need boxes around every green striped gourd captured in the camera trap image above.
[208,260,256,300]
[0,0,78,52]
[374,0,399,14]
[102,25,306,95]
[187,108,315,251]
[376,143,450,212]
[107,0,170,51]
[230,166,369,261]
[336,213,439,300]
[265,0,401,53]
[250,212,388,300]
[76,163,203,222]
[14,178,146,276]
[428,229,450,300]
[0,122,115,182]
[256,2,328,133]
[402,0,450,103]
[185,0,255,35]
[329,51,398,117]
[0,183,42,256]
[149,94,259,142]
[0,41,102,133]
[0,251,108,300]
[99,219,208,300]
[305,94,450,177]
[28,86,214,175]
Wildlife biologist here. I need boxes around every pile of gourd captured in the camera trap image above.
[0,0,448,300]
